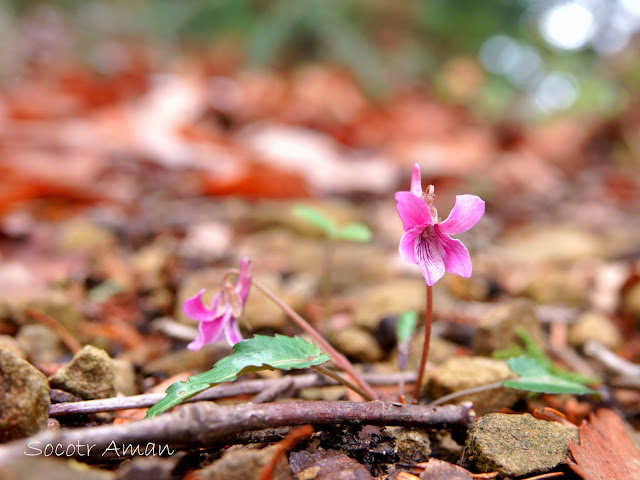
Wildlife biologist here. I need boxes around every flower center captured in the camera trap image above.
[421,225,437,240]
[422,185,438,223]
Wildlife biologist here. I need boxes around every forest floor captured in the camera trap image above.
[1,53,640,480]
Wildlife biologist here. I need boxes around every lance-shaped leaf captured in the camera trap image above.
[335,223,372,242]
[502,356,599,395]
[294,205,338,237]
[146,335,331,418]
[494,327,600,386]
[396,311,417,371]
[294,205,371,243]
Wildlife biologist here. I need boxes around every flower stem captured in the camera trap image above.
[321,239,333,330]
[413,284,433,403]
[311,365,375,402]
[250,277,379,400]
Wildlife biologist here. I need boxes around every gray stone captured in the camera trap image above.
[0,457,114,480]
[56,219,117,254]
[496,226,604,264]
[242,273,311,331]
[523,268,588,307]
[425,356,523,415]
[112,358,137,396]
[464,413,579,477]
[49,345,116,400]
[15,324,66,365]
[0,349,50,442]
[568,311,622,351]
[472,299,545,356]
[116,456,176,480]
[198,444,291,480]
[0,335,26,359]
[383,426,431,463]
[332,326,383,363]
[350,279,432,331]
[404,335,457,369]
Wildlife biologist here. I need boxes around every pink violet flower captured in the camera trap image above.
[184,258,251,349]
[395,164,485,286]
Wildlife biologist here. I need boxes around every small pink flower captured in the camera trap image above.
[184,258,251,349]
[395,164,485,286]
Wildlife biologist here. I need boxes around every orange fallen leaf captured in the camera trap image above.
[568,409,640,480]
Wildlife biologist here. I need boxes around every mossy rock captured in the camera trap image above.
[0,350,51,442]
[464,413,579,477]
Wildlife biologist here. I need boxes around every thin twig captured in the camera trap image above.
[520,472,565,480]
[548,345,598,377]
[250,376,296,404]
[322,239,333,329]
[0,401,475,463]
[426,382,503,407]
[249,276,379,401]
[25,308,83,354]
[311,365,375,401]
[584,340,640,377]
[49,371,416,416]
[413,284,433,402]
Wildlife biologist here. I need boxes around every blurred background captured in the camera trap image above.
[1,0,640,437]
[1,0,640,299]
[2,0,640,118]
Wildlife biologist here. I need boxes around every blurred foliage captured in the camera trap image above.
[1,0,639,119]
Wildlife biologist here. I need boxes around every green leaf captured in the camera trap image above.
[502,356,599,395]
[146,335,331,418]
[494,328,600,385]
[335,223,372,242]
[506,355,553,378]
[396,311,417,345]
[293,205,338,237]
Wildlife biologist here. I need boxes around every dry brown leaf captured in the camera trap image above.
[568,409,640,480]
[417,458,473,480]
[289,449,372,480]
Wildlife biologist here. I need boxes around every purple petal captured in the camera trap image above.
[187,313,227,350]
[414,226,446,286]
[224,318,243,346]
[410,163,422,197]
[438,195,485,235]
[237,257,252,302]
[398,226,423,264]
[437,229,473,277]
[395,191,433,231]
[183,289,220,322]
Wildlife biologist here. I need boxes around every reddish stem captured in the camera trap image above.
[25,308,82,354]
[261,425,314,480]
[413,284,433,403]
[249,277,379,401]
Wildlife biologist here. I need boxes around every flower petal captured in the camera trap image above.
[224,318,243,346]
[398,226,423,264]
[410,163,422,197]
[438,195,485,235]
[414,226,446,286]
[183,289,220,321]
[395,191,433,231]
[187,312,227,350]
[437,229,473,277]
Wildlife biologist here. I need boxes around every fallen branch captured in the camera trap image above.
[0,401,474,462]
[49,371,417,416]
[584,340,640,378]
